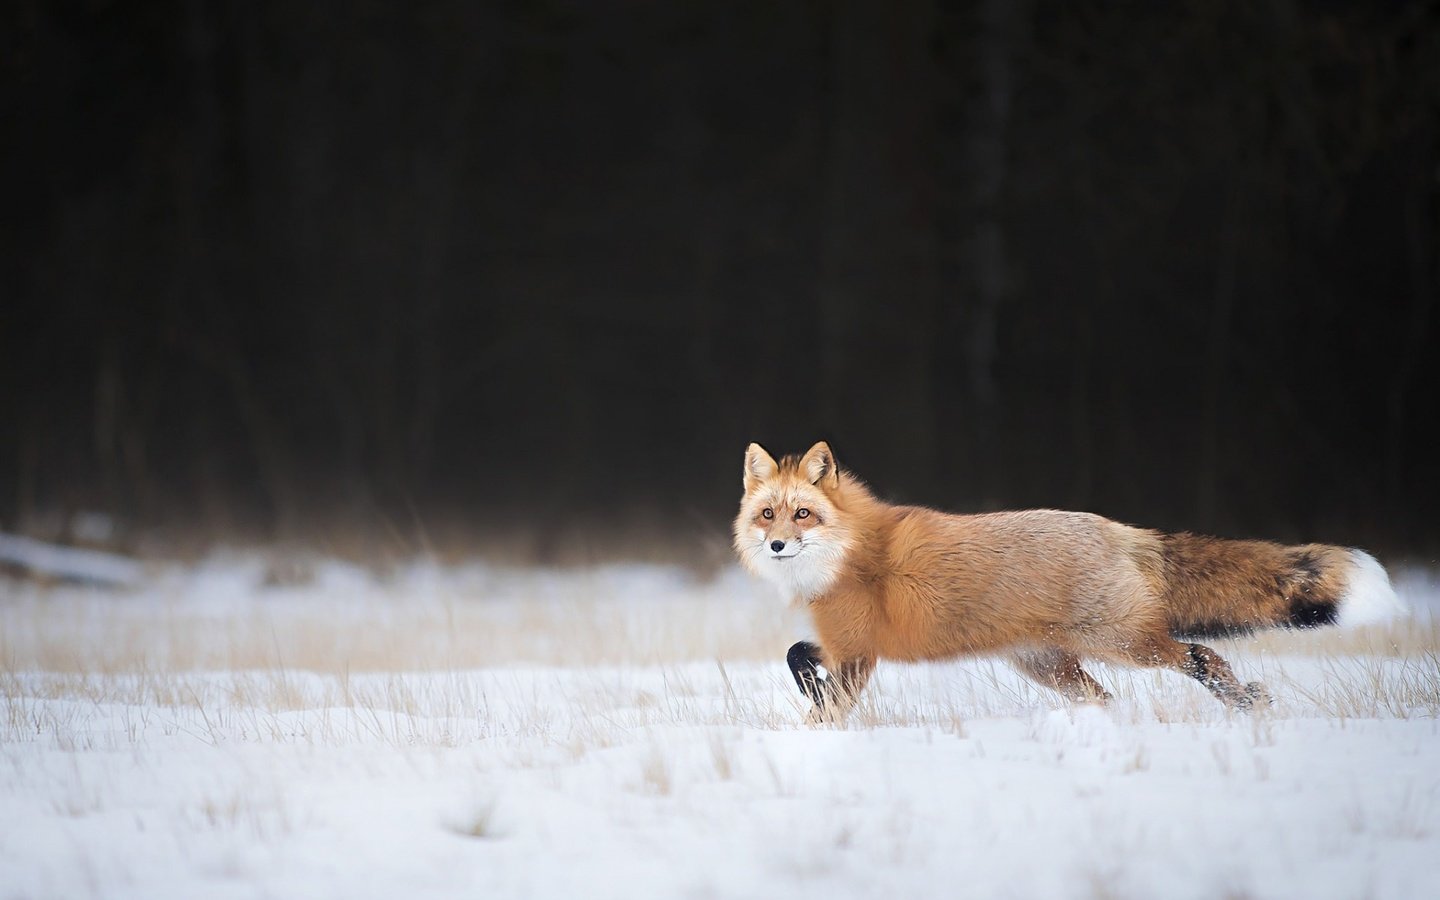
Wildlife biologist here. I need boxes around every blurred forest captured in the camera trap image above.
[2,1,1438,559]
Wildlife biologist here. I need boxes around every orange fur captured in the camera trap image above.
[734,441,1390,717]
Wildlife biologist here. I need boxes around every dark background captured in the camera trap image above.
[3,1,1438,561]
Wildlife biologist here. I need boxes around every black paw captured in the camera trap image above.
[786,641,828,707]
[1243,681,1272,708]
[1230,681,1272,712]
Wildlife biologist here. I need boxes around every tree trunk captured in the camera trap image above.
[818,0,941,480]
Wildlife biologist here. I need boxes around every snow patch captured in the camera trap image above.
[0,531,142,587]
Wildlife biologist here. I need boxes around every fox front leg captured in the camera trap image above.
[786,641,875,724]
[786,641,829,708]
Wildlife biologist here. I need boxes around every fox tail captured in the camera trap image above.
[1144,533,1404,639]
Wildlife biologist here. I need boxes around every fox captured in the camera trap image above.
[733,441,1403,720]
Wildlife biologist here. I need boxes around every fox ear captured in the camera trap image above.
[800,441,839,489]
[743,443,778,492]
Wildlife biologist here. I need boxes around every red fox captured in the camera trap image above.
[733,441,1403,718]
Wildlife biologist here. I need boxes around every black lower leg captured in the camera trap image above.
[786,641,829,709]
[1183,644,1212,684]
[1183,642,1234,698]
[1184,642,1263,710]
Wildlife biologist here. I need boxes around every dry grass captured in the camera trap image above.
[0,563,795,673]
[3,632,1434,760]
[2,562,1437,747]
[1241,615,1440,659]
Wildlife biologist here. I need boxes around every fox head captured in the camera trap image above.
[733,441,853,603]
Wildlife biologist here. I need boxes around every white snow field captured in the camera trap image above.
[3,557,1439,899]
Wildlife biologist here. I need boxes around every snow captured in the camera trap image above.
[0,531,143,587]
[2,557,1439,898]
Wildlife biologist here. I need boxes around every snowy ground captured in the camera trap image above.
[2,557,1439,899]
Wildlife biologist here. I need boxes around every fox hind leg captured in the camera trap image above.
[1011,648,1112,703]
[1117,635,1270,710]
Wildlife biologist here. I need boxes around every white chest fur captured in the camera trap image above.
[751,535,847,605]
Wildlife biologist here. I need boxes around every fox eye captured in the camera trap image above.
[796,508,811,520]
[762,508,774,519]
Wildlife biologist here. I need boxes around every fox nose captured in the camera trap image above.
[770,540,786,553]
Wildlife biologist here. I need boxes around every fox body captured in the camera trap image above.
[733,441,1402,717]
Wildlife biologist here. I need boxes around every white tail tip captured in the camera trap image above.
[1336,550,1406,626]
